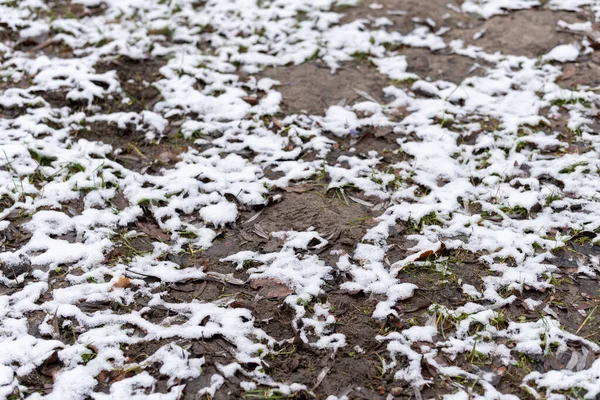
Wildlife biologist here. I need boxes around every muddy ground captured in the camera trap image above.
[1,1,600,399]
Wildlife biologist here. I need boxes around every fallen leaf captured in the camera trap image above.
[38,351,61,378]
[242,96,259,105]
[560,65,577,80]
[158,151,177,163]
[283,184,314,193]
[205,271,245,285]
[113,191,129,210]
[114,277,131,288]
[347,195,374,207]
[415,249,434,261]
[374,126,392,138]
[251,278,292,298]
[136,221,171,241]
[229,299,255,310]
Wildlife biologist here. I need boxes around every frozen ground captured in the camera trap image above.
[1,0,600,399]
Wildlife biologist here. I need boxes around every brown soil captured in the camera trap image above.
[3,1,600,399]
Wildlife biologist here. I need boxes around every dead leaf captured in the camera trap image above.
[561,65,578,81]
[158,151,177,164]
[347,195,374,207]
[253,223,269,239]
[312,366,331,391]
[374,126,392,138]
[566,351,580,370]
[114,277,131,289]
[136,221,171,241]
[242,96,259,105]
[415,250,434,261]
[229,299,255,310]
[283,184,314,193]
[244,210,263,224]
[251,278,292,298]
[38,351,61,378]
[205,271,245,285]
[113,191,129,210]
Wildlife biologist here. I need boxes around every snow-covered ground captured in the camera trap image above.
[1,0,600,399]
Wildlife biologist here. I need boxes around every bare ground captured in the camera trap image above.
[2,1,600,399]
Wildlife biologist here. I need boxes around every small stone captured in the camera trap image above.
[377,386,386,395]
[390,387,403,396]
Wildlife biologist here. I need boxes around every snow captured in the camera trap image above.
[200,201,238,227]
[543,44,580,63]
[0,0,599,398]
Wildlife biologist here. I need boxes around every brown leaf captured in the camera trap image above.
[560,65,578,81]
[158,151,177,164]
[114,277,131,289]
[290,357,301,371]
[576,301,600,310]
[38,351,61,378]
[251,278,292,298]
[97,370,110,383]
[543,354,563,371]
[229,300,255,311]
[113,191,129,210]
[136,221,170,241]
[242,96,259,105]
[415,249,434,261]
[283,184,314,193]
[374,126,392,138]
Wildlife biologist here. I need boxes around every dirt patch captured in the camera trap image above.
[259,61,391,115]
[72,121,187,173]
[94,56,165,113]
[453,9,587,57]
[556,61,600,90]
[336,0,471,32]
[401,47,481,83]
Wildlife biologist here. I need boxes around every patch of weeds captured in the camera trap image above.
[390,77,417,87]
[147,26,174,40]
[514,352,535,373]
[28,148,57,167]
[296,297,311,307]
[545,193,562,206]
[434,116,456,130]
[327,187,350,206]
[244,389,298,399]
[94,38,112,47]
[467,343,489,365]
[407,211,444,233]
[349,216,371,225]
[550,97,591,108]
[81,347,97,364]
[403,259,455,283]
[499,205,529,218]
[429,304,459,339]
[515,141,529,152]
[306,48,320,62]
[564,387,588,400]
[490,310,507,330]
[179,230,198,239]
[351,51,369,61]
[559,161,588,174]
